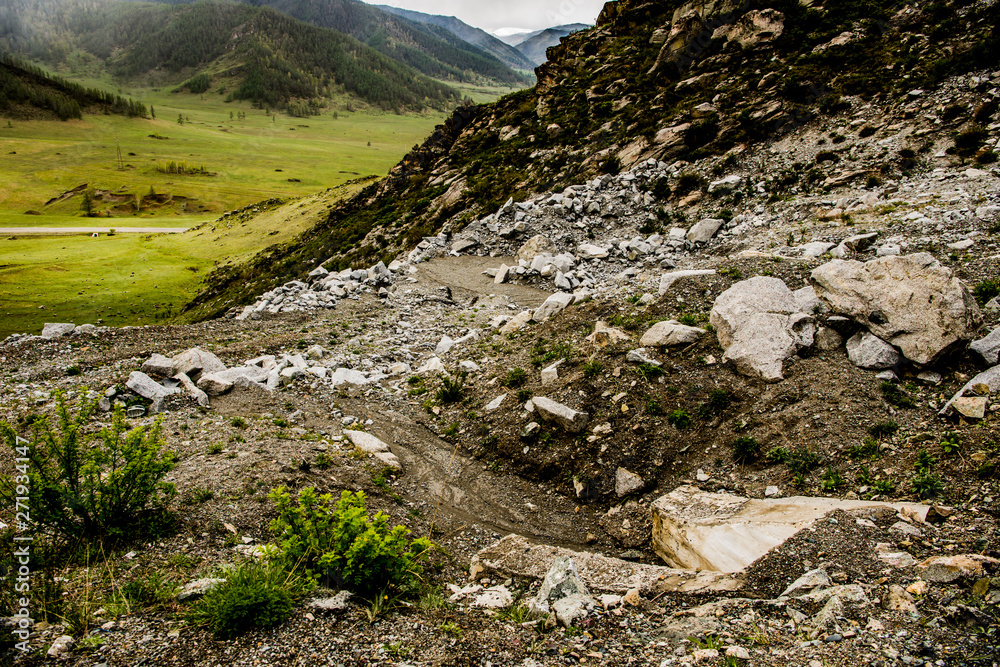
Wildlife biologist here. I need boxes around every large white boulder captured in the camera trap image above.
[640,320,704,347]
[651,486,930,573]
[810,254,981,365]
[709,277,815,382]
[532,396,589,433]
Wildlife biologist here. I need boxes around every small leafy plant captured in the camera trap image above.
[821,468,845,492]
[868,420,899,439]
[1,391,176,545]
[186,559,310,638]
[730,436,761,464]
[268,487,432,596]
[940,431,962,456]
[667,409,692,430]
[503,367,528,388]
[880,381,916,408]
[436,373,467,404]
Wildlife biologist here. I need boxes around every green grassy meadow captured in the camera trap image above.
[0,82,495,339]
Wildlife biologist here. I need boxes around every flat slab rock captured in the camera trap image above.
[651,485,931,573]
[470,534,741,595]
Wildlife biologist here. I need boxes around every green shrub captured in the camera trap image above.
[821,468,845,492]
[848,436,882,460]
[730,436,760,464]
[698,389,732,418]
[268,487,432,596]
[872,478,897,495]
[186,560,309,638]
[436,373,467,404]
[1,391,176,544]
[880,382,916,408]
[116,570,177,611]
[868,420,899,439]
[667,409,692,430]
[678,314,698,326]
[231,417,248,428]
[786,448,821,474]
[973,279,1000,306]
[911,471,944,499]
[503,367,528,388]
[636,363,664,381]
[583,360,603,379]
[765,446,790,464]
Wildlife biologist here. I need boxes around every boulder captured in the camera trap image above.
[517,235,558,262]
[585,321,632,348]
[640,320,704,347]
[709,277,815,382]
[686,218,725,244]
[532,396,589,433]
[532,293,575,323]
[330,368,371,387]
[707,175,743,194]
[126,371,178,411]
[915,555,998,583]
[173,348,227,379]
[500,310,533,334]
[177,578,226,602]
[343,429,401,470]
[846,332,900,370]
[651,485,929,573]
[174,372,210,408]
[577,244,610,259]
[810,254,981,365]
[41,323,75,339]
[531,556,591,616]
[141,354,175,377]
[970,327,1000,365]
[197,373,234,396]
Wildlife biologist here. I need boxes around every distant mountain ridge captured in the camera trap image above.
[513,23,590,66]
[236,0,533,86]
[375,5,536,73]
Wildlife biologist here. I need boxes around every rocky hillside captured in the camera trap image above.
[183,0,1000,321]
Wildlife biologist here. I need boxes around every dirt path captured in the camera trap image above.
[0,227,189,235]
[414,255,551,308]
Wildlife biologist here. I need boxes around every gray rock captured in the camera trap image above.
[173,348,227,379]
[709,277,816,382]
[812,254,981,365]
[343,429,401,470]
[781,568,831,598]
[626,348,661,366]
[517,235,558,262]
[846,332,900,369]
[452,238,478,254]
[577,243,610,259]
[940,365,1000,416]
[330,368,371,387]
[640,320,704,347]
[532,396,589,433]
[532,292,575,323]
[486,394,507,411]
[659,269,716,295]
[814,327,844,351]
[800,242,836,258]
[551,593,592,627]
[41,323,75,339]
[969,327,1000,365]
[615,468,645,497]
[74,323,97,335]
[46,634,75,658]
[177,578,226,601]
[532,556,591,616]
[707,174,744,194]
[841,233,879,252]
[885,584,918,614]
[126,371,177,403]
[686,218,725,244]
[308,590,353,612]
[141,353,175,377]
[541,362,560,386]
[197,373,234,396]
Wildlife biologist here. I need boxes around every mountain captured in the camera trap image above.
[513,24,590,65]
[0,52,148,120]
[0,0,460,111]
[234,0,533,86]
[179,0,999,319]
[375,5,536,73]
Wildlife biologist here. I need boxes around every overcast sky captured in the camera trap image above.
[364,0,608,35]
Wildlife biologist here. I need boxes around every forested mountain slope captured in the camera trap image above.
[0,0,461,111]
[0,52,148,119]
[375,4,537,73]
